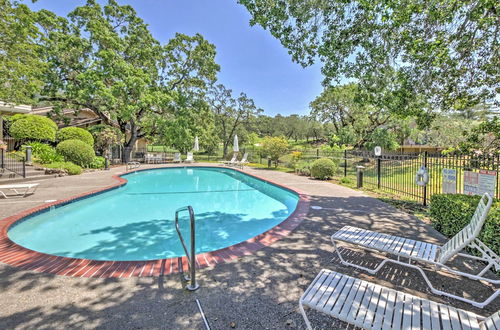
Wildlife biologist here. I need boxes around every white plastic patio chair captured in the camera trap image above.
[145,153,153,164]
[222,153,238,166]
[300,269,500,330]
[236,152,249,168]
[0,183,39,198]
[331,193,498,308]
[184,152,194,163]
[173,152,181,163]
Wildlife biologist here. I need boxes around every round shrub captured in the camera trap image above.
[310,158,337,180]
[9,114,58,142]
[56,139,95,167]
[57,127,94,146]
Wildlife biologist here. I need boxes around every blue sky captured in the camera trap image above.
[25,0,324,116]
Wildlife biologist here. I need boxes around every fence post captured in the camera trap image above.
[316,149,319,159]
[377,156,381,189]
[1,149,4,170]
[22,158,26,178]
[423,151,428,206]
[344,150,347,177]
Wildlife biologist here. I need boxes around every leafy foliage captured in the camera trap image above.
[459,117,500,155]
[8,114,58,142]
[87,124,123,155]
[23,141,63,164]
[88,156,106,169]
[36,0,219,161]
[239,0,499,112]
[57,127,94,146]
[0,0,45,103]
[44,161,83,175]
[429,194,499,255]
[295,161,311,176]
[208,84,262,156]
[56,139,95,167]
[261,136,289,167]
[312,83,402,149]
[155,93,217,153]
[311,158,337,180]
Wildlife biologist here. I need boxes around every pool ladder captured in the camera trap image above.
[175,206,199,291]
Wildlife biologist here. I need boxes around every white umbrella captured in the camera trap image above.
[233,135,239,152]
[193,136,199,151]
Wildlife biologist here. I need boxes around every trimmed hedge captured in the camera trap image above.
[429,194,499,256]
[44,162,82,175]
[311,158,337,180]
[57,127,94,146]
[8,114,58,142]
[56,139,95,167]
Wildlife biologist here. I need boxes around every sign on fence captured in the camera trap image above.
[464,171,479,195]
[464,170,497,197]
[442,169,457,194]
[478,170,497,197]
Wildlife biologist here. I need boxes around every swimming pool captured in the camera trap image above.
[8,167,299,261]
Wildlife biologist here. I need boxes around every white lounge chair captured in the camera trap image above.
[300,269,500,330]
[331,193,498,308]
[173,152,181,163]
[236,152,249,168]
[184,152,194,163]
[0,183,39,198]
[222,153,238,166]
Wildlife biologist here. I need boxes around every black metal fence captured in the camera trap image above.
[110,144,499,205]
[319,150,499,204]
[0,149,26,178]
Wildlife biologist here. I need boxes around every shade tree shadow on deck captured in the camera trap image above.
[0,195,498,329]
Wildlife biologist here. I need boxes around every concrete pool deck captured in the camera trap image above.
[0,164,498,329]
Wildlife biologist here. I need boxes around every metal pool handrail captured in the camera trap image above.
[174,205,199,291]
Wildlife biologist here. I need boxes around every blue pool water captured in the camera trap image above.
[8,167,299,261]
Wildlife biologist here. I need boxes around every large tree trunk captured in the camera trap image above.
[123,121,138,163]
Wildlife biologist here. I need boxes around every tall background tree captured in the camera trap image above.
[0,0,45,104]
[36,0,219,161]
[208,84,262,157]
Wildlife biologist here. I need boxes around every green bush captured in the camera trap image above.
[8,114,58,142]
[310,158,337,180]
[44,162,82,175]
[89,156,106,169]
[429,194,499,256]
[23,142,63,164]
[340,177,353,185]
[295,161,311,176]
[57,127,94,146]
[261,136,289,167]
[56,139,95,167]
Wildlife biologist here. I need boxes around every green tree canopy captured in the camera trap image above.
[261,136,289,167]
[155,92,218,153]
[36,0,219,161]
[239,0,499,113]
[208,84,262,156]
[0,0,45,104]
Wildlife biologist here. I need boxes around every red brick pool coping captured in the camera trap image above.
[0,165,310,278]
